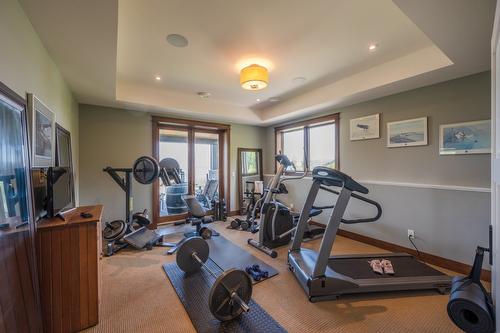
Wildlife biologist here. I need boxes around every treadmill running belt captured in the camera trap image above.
[329,256,447,279]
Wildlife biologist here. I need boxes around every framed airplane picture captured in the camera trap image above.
[349,113,380,141]
[439,120,491,155]
[387,117,428,148]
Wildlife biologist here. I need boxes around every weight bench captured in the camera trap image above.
[165,195,219,255]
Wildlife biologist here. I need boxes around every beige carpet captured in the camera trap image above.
[84,221,462,333]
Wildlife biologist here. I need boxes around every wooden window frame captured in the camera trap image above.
[152,116,230,226]
[275,113,340,173]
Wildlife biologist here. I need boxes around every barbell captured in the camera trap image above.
[176,237,252,321]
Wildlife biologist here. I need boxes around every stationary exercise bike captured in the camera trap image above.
[248,154,325,258]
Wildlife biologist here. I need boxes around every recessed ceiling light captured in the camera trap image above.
[368,43,378,51]
[292,77,306,84]
[197,92,211,98]
[155,75,161,81]
[166,34,189,48]
[256,98,261,102]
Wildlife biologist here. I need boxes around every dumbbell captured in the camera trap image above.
[245,264,269,281]
[176,237,252,321]
[230,219,241,229]
[230,218,250,231]
[198,226,212,239]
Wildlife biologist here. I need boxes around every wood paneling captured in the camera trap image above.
[0,229,42,333]
[36,205,102,332]
[338,228,492,281]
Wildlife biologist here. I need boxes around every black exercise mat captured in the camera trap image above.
[206,235,279,284]
[330,256,447,279]
[162,261,287,333]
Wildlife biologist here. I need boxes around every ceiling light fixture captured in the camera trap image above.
[292,77,306,84]
[368,43,378,51]
[256,98,261,102]
[155,75,162,81]
[240,64,269,90]
[166,34,189,48]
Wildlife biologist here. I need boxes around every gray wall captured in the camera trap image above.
[265,72,491,266]
[78,104,268,222]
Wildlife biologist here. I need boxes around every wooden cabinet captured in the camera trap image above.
[36,205,103,333]
[0,221,42,333]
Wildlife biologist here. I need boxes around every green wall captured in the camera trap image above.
[0,0,79,201]
[78,104,267,222]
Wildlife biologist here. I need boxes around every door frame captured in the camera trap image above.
[236,148,263,214]
[151,116,230,227]
[491,0,500,322]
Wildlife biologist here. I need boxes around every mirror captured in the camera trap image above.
[55,124,75,207]
[237,148,263,215]
[0,92,30,225]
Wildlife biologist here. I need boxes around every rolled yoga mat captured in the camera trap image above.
[447,276,495,333]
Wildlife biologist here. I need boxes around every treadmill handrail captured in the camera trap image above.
[313,166,368,194]
[319,185,382,224]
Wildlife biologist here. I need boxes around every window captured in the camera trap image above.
[153,117,230,226]
[275,113,339,172]
[282,128,305,171]
[241,151,258,176]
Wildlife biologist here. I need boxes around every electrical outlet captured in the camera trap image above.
[408,229,415,238]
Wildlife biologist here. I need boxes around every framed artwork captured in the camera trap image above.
[349,113,380,140]
[439,120,491,155]
[387,117,428,148]
[27,93,55,167]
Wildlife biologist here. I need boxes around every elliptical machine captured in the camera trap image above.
[247,154,324,258]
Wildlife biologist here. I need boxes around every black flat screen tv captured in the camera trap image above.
[47,166,74,217]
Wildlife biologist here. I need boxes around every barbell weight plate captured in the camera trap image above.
[159,157,180,171]
[230,219,240,229]
[208,269,252,321]
[176,236,209,274]
[103,220,127,241]
[240,221,249,231]
[199,227,213,239]
[133,156,160,184]
[133,212,152,227]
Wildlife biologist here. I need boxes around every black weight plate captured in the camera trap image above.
[176,237,209,273]
[133,212,151,227]
[209,269,253,321]
[240,221,249,231]
[159,157,180,171]
[133,156,160,184]
[103,220,127,241]
[199,227,213,239]
[230,219,240,229]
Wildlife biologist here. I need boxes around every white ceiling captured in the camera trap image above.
[19,0,495,125]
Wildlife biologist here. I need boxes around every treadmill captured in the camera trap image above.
[288,166,451,302]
